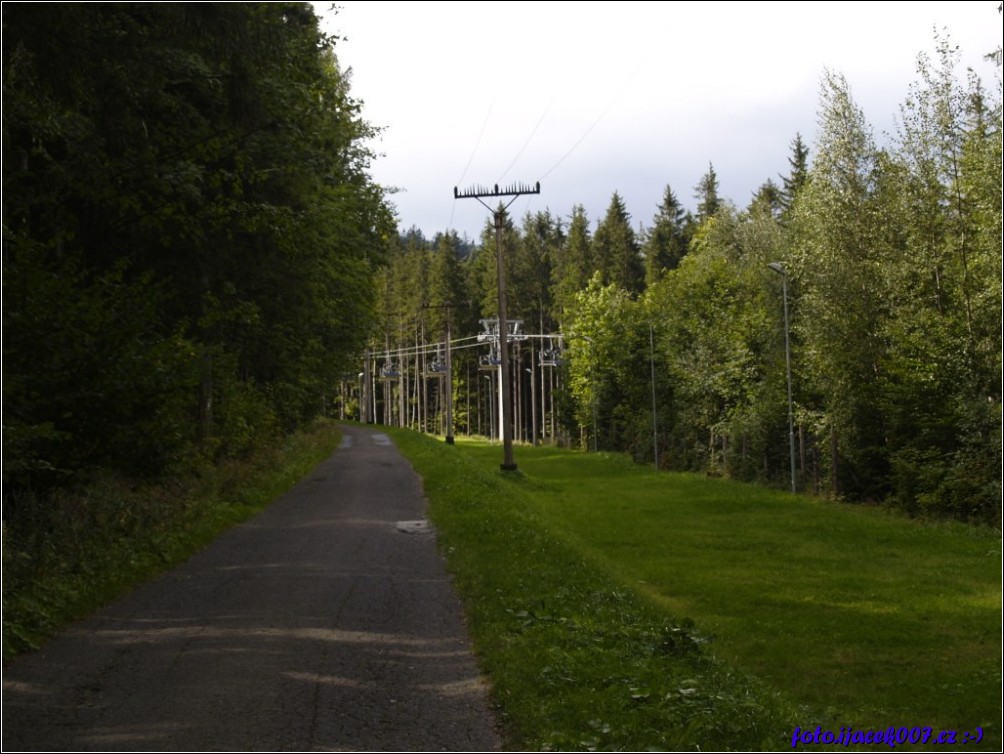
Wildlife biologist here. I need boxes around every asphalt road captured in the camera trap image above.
[2,424,501,752]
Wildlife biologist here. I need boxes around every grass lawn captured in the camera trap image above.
[388,429,1002,751]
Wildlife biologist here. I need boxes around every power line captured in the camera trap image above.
[496,93,556,185]
[537,55,648,183]
[449,93,497,232]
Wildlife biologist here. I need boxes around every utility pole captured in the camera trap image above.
[455,182,540,472]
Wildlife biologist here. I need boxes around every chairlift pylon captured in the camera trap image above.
[478,318,528,343]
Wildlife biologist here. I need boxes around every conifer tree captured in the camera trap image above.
[592,192,644,295]
[779,133,810,219]
[551,205,593,323]
[694,162,721,222]
[516,210,562,330]
[643,185,689,285]
[748,178,784,218]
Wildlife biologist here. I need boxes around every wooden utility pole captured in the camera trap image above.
[455,182,540,471]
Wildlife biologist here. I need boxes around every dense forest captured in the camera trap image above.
[4,3,395,487]
[3,3,1001,532]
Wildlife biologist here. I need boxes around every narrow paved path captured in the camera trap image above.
[2,425,501,752]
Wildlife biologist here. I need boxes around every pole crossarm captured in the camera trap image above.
[454,182,540,214]
[453,182,540,199]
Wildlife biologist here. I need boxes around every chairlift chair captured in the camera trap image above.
[479,347,502,370]
[539,337,564,367]
[426,344,447,375]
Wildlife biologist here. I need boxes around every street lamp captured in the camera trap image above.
[768,262,796,493]
[649,322,658,469]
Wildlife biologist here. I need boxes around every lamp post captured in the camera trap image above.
[650,322,658,469]
[768,262,796,493]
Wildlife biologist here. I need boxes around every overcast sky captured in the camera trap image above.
[315,1,1001,242]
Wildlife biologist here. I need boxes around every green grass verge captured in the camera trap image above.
[2,420,343,660]
[387,429,1002,752]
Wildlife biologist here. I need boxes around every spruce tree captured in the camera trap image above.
[592,192,644,295]
[552,205,593,323]
[779,133,810,218]
[748,178,784,218]
[694,162,721,222]
[643,185,689,284]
